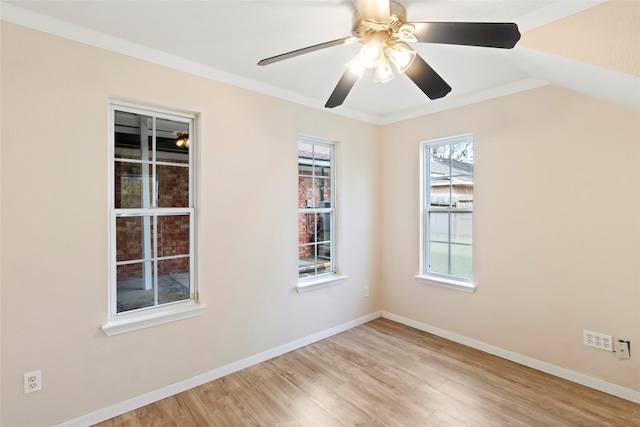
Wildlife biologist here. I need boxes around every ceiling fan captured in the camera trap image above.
[258,0,521,108]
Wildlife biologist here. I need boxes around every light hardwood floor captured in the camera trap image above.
[94,318,640,426]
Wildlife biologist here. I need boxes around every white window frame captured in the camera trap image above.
[103,101,205,336]
[296,136,346,293]
[416,134,475,293]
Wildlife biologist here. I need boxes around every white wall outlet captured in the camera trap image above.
[583,330,613,352]
[615,340,630,359]
[363,285,369,298]
[24,370,42,394]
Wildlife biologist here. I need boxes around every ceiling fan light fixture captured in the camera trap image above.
[388,41,416,73]
[373,59,394,84]
[345,55,366,78]
[360,40,385,68]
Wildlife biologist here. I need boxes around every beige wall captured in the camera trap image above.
[0,22,380,426]
[380,85,640,391]
[520,0,640,76]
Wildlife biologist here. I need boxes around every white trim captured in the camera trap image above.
[296,274,348,293]
[102,301,206,336]
[58,311,382,427]
[381,311,640,404]
[415,274,476,293]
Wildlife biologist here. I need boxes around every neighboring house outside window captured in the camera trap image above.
[103,102,204,336]
[297,137,345,292]
[417,134,475,292]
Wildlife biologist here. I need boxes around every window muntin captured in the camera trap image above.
[110,104,195,317]
[298,138,335,280]
[423,136,473,282]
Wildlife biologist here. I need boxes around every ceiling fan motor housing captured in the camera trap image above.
[352,1,407,38]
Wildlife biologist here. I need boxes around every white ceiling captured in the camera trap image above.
[3,0,635,124]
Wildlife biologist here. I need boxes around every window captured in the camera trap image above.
[103,102,204,335]
[418,134,474,292]
[297,137,344,292]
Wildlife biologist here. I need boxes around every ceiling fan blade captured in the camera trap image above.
[410,22,521,49]
[325,70,360,108]
[258,36,357,66]
[354,0,390,24]
[404,54,451,100]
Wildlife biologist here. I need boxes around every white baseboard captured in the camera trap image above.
[56,311,382,427]
[381,311,640,404]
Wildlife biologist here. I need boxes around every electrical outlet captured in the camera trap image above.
[583,330,613,352]
[363,286,369,298]
[615,340,630,359]
[24,370,42,394]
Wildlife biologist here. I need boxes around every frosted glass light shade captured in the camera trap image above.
[346,55,366,77]
[374,59,394,83]
[388,42,416,73]
[359,41,385,68]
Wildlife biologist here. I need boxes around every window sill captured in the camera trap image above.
[102,301,207,336]
[415,274,476,293]
[297,274,347,293]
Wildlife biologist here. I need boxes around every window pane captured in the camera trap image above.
[429,177,451,207]
[298,142,314,176]
[429,242,449,275]
[299,245,316,278]
[298,245,331,279]
[157,215,190,257]
[157,258,190,305]
[116,216,154,262]
[157,164,189,207]
[157,118,189,164]
[450,243,472,279]
[116,262,155,313]
[430,145,451,175]
[115,163,153,208]
[114,111,153,161]
[429,212,449,242]
[298,175,314,208]
[450,141,473,167]
[317,212,332,245]
[318,177,331,209]
[299,213,321,248]
[450,213,472,244]
[452,176,473,208]
[313,144,331,163]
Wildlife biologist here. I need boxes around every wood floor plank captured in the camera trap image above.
[254,375,346,426]
[423,409,472,427]
[93,318,640,426]
[201,394,261,426]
